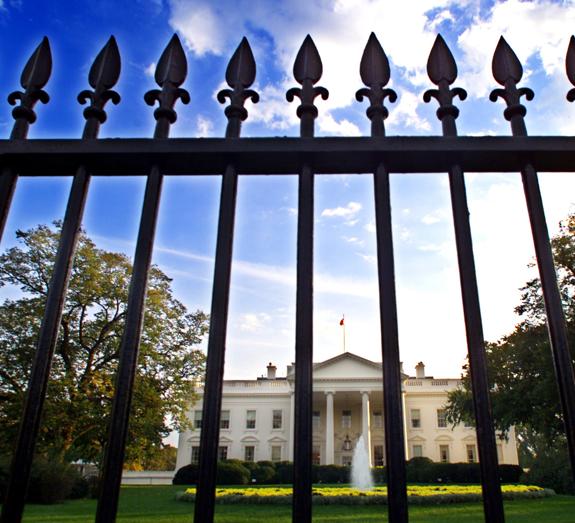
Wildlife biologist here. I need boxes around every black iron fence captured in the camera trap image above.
[0,30,574,523]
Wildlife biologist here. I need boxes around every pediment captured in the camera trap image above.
[240,435,260,443]
[434,434,454,442]
[408,435,426,442]
[312,352,384,380]
[267,435,288,443]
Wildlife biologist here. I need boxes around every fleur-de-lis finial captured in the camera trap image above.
[566,36,575,102]
[489,36,534,125]
[144,34,190,138]
[286,35,329,137]
[217,37,260,138]
[8,37,52,138]
[423,34,467,129]
[355,32,397,137]
[77,36,121,138]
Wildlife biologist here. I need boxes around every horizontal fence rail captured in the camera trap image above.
[0,28,574,523]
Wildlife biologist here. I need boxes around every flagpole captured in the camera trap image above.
[340,314,346,353]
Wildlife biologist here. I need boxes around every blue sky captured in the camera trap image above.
[1,0,575,383]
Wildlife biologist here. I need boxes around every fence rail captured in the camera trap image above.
[0,29,574,523]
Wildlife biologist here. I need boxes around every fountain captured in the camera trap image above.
[351,434,374,490]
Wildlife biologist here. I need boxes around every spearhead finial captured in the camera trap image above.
[144,34,190,138]
[77,36,121,137]
[423,34,467,132]
[566,36,575,102]
[286,35,329,137]
[217,37,260,138]
[8,36,52,138]
[489,36,534,129]
[355,32,397,136]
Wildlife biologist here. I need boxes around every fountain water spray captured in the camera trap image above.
[351,434,374,490]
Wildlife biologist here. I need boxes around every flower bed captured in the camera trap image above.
[177,484,553,505]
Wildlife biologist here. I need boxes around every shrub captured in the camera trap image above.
[252,462,277,484]
[0,456,10,503]
[314,464,348,484]
[69,474,91,499]
[26,459,79,504]
[275,461,293,484]
[371,466,387,484]
[525,447,574,494]
[173,464,199,485]
[216,462,250,485]
[499,464,523,483]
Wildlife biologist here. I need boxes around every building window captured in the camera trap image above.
[497,444,503,463]
[313,411,321,431]
[341,455,352,466]
[272,409,283,429]
[374,445,384,466]
[439,444,450,463]
[191,446,200,463]
[218,446,228,461]
[411,409,421,428]
[437,409,447,428]
[412,444,423,458]
[466,444,477,463]
[372,411,383,429]
[244,445,255,462]
[342,410,352,429]
[271,445,282,462]
[194,410,202,429]
[246,410,256,429]
[220,410,230,430]
[312,445,321,465]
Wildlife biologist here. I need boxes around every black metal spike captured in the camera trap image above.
[226,36,256,88]
[144,34,190,137]
[20,36,52,90]
[89,36,121,90]
[78,36,121,136]
[155,33,187,87]
[492,36,523,86]
[217,37,259,138]
[293,34,323,85]
[355,33,396,137]
[489,36,533,132]
[360,32,390,87]
[427,34,457,86]
[566,36,575,102]
[8,36,52,138]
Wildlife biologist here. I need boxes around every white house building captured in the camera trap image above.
[175,352,518,470]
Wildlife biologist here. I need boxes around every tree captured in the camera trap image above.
[0,223,208,466]
[445,213,575,460]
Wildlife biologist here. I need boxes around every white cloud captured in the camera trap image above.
[387,91,431,132]
[364,221,376,233]
[318,114,361,136]
[321,201,362,218]
[239,312,271,332]
[144,62,156,77]
[195,115,214,137]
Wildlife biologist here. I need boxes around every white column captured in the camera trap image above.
[325,391,334,464]
[289,390,295,460]
[401,390,409,459]
[361,391,372,465]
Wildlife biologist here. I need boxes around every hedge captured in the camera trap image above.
[173,459,523,486]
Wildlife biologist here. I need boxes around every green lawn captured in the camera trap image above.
[17,485,575,522]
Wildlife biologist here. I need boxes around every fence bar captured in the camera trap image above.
[292,163,314,522]
[422,35,505,522]
[373,163,409,523]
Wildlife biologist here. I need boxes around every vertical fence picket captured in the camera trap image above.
[95,34,189,523]
[491,36,575,486]
[356,33,408,523]
[424,34,505,523]
[194,37,259,523]
[286,35,328,523]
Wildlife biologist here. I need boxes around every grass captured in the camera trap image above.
[16,485,575,522]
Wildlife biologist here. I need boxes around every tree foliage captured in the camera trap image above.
[445,213,575,456]
[0,224,208,466]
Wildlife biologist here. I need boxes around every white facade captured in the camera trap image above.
[175,352,518,470]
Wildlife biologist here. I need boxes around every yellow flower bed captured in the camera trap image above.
[177,484,551,506]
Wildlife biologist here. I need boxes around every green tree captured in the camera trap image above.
[0,224,208,466]
[445,213,575,461]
